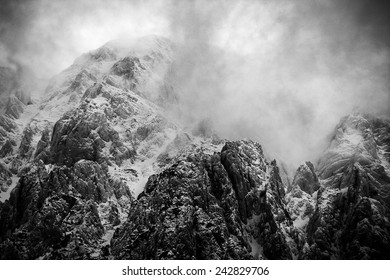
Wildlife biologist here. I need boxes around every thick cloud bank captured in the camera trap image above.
[168,0,390,167]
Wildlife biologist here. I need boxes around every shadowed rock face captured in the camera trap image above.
[50,105,135,167]
[0,160,132,259]
[305,114,390,259]
[51,109,110,166]
[291,162,320,195]
[111,140,295,260]
[111,56,144,79]
[110,56,144,91]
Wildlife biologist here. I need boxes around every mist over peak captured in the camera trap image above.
[166,0,390,169]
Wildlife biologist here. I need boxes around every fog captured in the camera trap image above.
[0,0,170,76]
[168,0,390,169]
[1,0,389,170]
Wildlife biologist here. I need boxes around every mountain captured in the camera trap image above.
[306,113,390,259]
[0,35,389,259]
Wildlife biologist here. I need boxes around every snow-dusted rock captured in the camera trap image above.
[305,114,390,259]
[291,161,320,195]
[1,36,389,260]
[111,140,298,259]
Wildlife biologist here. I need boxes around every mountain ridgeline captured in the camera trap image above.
[0,36,389,259]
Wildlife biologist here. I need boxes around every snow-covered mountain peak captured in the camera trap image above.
[316,113,387,179]
[1,35,390,260]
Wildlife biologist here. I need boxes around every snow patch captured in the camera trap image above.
[377,144,390,174]
[343,131,364,146]
[108,128,177,197]
[0,175,19,203]
[293,216,310,229]
[340,187,348,194]
[14,103,40,129]
[312,190,318,201]
[101,229,116,246]
[91,96,108,107]
[249,236,265,259]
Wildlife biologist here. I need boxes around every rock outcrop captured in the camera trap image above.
[291,162,320,195]
[305,114,390,259]
[0,160,132,259]
[111,140,297,260]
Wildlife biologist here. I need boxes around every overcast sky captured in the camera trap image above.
[1,0,389,168]
[1,0,387,77]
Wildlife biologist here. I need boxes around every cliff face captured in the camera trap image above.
[0,160,131,259]
[305,114,390,259]
[111,140,298,260]
[0,36,178,259]
[0,36,389,259]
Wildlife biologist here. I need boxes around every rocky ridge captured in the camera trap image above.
[0,36,389,259]
[306,113,390,259]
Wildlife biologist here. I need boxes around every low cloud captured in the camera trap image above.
[0,0,169,77]
[168,0,390,168]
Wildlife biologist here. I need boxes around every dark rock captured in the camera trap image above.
[0,115,16,133]
[34,127,51,163]
[111,56,145,91]
[291,161,320,195]
[306,114,390,259]
[0,140,13,157]
[111,140,294,260]
[0,161,11,190]
[0,159,132,259]
[50,108,130,166]
[111,56,143,79]
[19,127,34,159]
[111,149,251,260]
[220,141,267,223]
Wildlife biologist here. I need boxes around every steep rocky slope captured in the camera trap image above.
[0,36,389,259]
[111,140,301,260]
[305,114,390,259]
[0,36,180,259]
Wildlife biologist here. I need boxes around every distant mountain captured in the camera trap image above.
[0,36,389,259]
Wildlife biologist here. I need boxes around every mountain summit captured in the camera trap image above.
[0,36,389,259]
